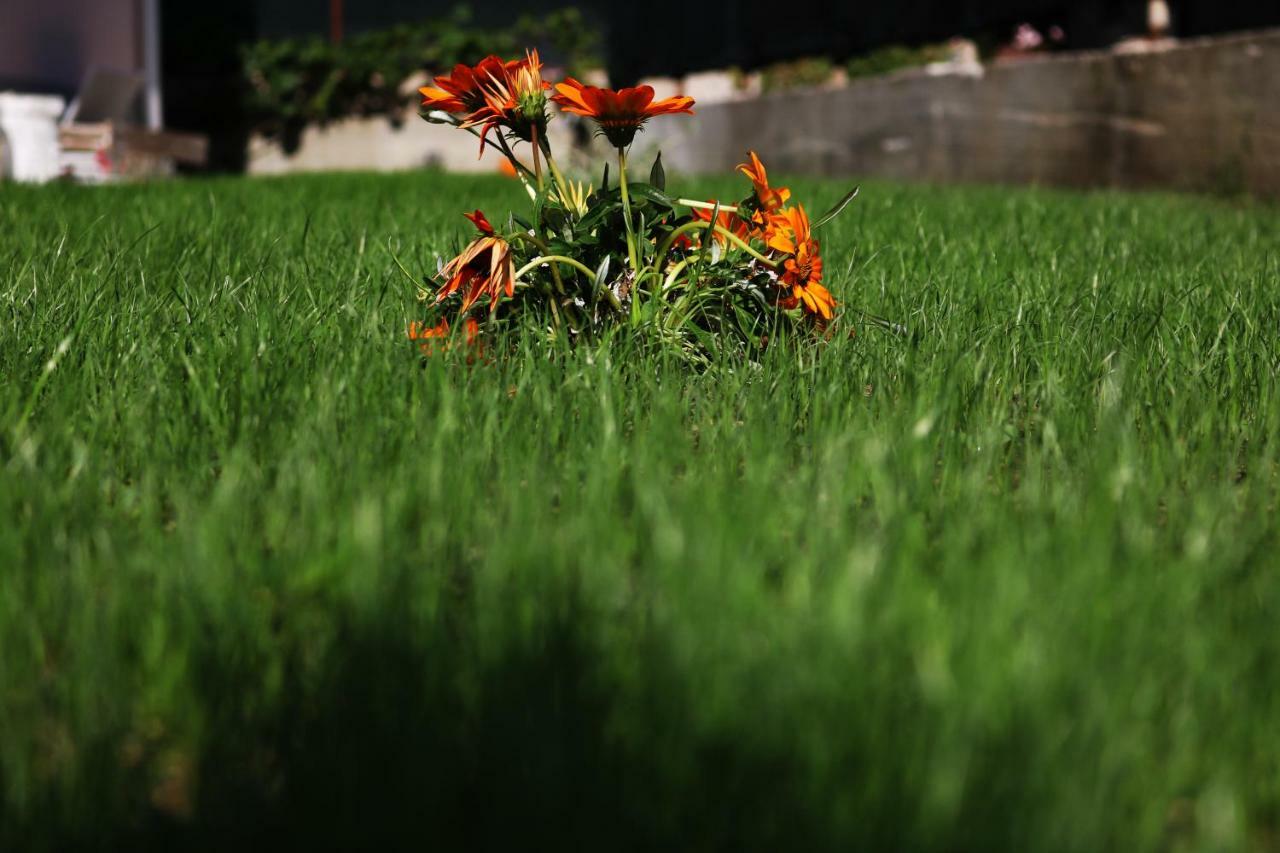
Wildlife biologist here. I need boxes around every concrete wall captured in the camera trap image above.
[247,117,581,176]
[0,0,141,95]
[649,29,1280,197]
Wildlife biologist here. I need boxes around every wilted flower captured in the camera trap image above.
[552,78,694,148]
[436,210,516,314]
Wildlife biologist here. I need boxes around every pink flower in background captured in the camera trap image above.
[1013,23,1044,51]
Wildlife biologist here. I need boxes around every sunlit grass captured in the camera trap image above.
[2,171,1278,850]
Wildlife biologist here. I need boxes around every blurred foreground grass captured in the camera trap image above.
[2,171,1278,850]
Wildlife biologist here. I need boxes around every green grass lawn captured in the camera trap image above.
[2,170,1278,850]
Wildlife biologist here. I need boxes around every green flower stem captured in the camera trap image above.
[617,148,640,272]
[510,233,566,296]
[531,126,545,191]
[541,144,573,206]
[547,292,563,332]
[510,232,548,252]
[514,254,597,282]
[651,221,781,276]
[677,198,741,214]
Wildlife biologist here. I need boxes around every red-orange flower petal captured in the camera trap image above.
[407,316,484,358]
[463,209,495,235]
[674,202,753,250]
[738,150,791,214]
[419,56,521,114]
[458,49,549,152]
[552,78,694,147]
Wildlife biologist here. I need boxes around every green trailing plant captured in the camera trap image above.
[845,43,952,80]
[241,6,602,142]
[759,56,837,93]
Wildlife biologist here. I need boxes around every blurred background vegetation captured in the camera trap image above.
[239,7,600,147]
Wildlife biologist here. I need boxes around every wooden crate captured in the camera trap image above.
[58,121,208,181]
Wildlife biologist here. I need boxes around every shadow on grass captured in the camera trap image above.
[4,581,1045,852]
[184,615,827,850]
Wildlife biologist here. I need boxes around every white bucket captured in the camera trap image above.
[0,93,67,184]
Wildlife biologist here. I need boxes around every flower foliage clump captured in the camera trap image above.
[412,50,860,363]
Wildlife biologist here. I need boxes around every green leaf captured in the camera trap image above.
[682,317,720,354]
[419,110,454,125]
[732,302,765,343]
[812,186,860,230]
[576,196,621,234]
[626,183,676,210]
[599,162,609,193]
[593,255,611,291]
[532,191,546,235]
[649,152,666,192]
[697,200,721,270]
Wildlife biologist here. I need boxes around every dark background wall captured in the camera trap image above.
[168,0,1280,80]
[159,0,1280,169]
[608,0,1280,82]
[238,0,1280,80]
[251,0,606,40]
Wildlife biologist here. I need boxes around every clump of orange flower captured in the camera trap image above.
[552,78,694,148]
[410,49,862,363]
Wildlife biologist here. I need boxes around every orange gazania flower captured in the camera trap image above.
[407,316,482,358]
[552,78,694,147]
[738,151,791,215]
[674,202,753,250]
[461,49,550,148]
[694,205,752,245]
[436,211,516,314]
[419,55,522,115]
[765,205,835,320]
